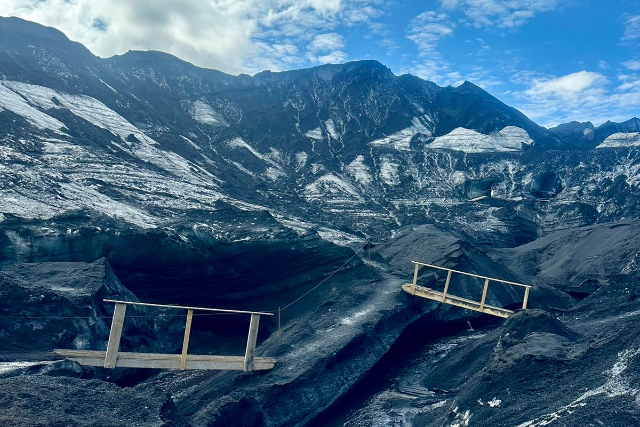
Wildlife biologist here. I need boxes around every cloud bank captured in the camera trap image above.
[0,0,381,74]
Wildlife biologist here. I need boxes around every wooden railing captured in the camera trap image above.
[405,261,531,318]
[56,300,275,371]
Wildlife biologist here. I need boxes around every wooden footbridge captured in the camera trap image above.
[53,258,529,372]
[55,300,276,371]
[402,261,531,318]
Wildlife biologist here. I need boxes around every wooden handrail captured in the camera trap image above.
[410,261,531,289]
[98,299,272,371]
[103,299,274,316]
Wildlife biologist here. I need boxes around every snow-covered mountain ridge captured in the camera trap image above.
[1,17,639,250]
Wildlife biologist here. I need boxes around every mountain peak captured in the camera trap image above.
[596,117,640,131]
[548,121,595,133]
[459,80,482,89]
[108,49,197,69]
[0,16,71,42]
[254,60,390,78]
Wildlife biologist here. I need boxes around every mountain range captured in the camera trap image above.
[1,16,639,251]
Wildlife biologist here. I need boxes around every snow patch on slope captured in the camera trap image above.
[369,117,432,150]
[515,347,640,427]
[0,82,65,131]
[596,132,640,148]
[304,174,363,202]
[305,127,324,140]
[226,138,286,180]
[227,137,265,159]
[429,126,534,153]
[325,120,339,139]
[99,79,117,93]
[295,152,308,171]
[1,80,217,185]
[379,157,400,186]
[317,227,365,247]
[191,100,228,126]
[3,80,155,144]
[346,155,373,186]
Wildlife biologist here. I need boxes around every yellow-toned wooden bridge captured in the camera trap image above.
[54,259,530,372]
[402,261,531,318]
[55,300,276,372]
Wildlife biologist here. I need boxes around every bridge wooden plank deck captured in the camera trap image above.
[401,283,514,318]
[403,261,531,318]
[54,349,276,371]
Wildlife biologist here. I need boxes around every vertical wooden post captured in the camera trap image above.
[411,263,419,295]
[179,309,194,371]
[479,279,490,312]
[243,314,260,371]
[522,287,530,310]
[442,270,453,301]
[104,303,127,369]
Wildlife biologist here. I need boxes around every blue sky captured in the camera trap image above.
[1,0,639,127]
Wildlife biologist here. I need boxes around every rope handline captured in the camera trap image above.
[273,251,359,342]
[279,252,358,312]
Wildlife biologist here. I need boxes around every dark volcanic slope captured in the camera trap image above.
[409,220,640,427]
[308,220,640,427]
[0,258,158,353]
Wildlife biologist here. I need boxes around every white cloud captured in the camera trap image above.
[0,0,385,74]
[437,0,559,29]
[406,11,455,54]
[306,33,347,64]
[315,51,349,64]
[621,14,640,43]
[616,73,640,92]
[525,71,607,99]
[380,38,400,55]
[440,0,462,9]
[403,10,503,88]
[247,41,301,72]
[513,70,640,127]
[308,33,345,52]
[622,60,640,71]
[509,69,543,84]
[1,0,256,74]
[402,10,460,85]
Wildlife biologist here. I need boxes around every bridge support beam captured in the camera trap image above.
[411,263,419,295]
[442,270,452,301]
[522,286,530,310]
[104,303,127,369]
[243,314,260,371]
[180,309,194,370]
[479,279,490,312]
